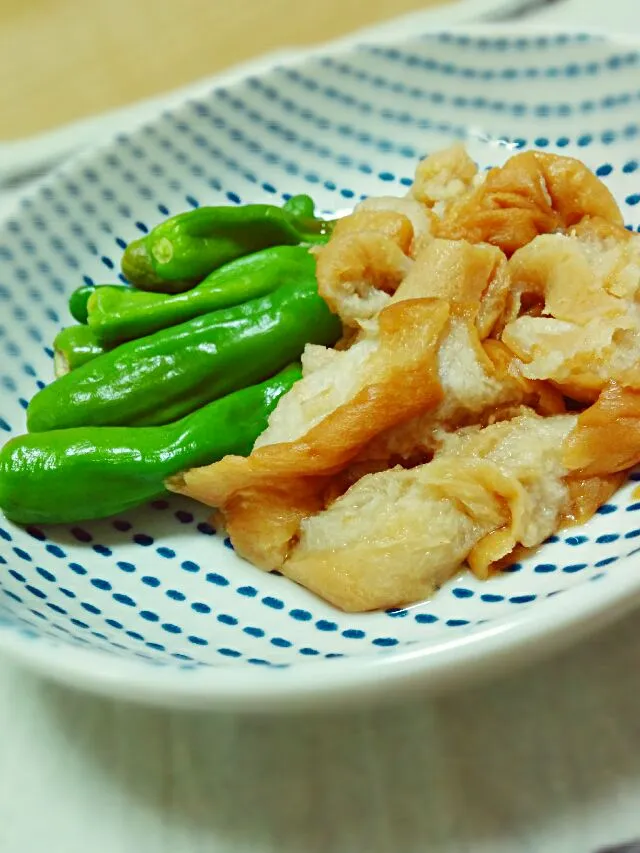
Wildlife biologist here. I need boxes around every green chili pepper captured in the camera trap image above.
[88,245,315,346]
[27,278,340,433]
[0,365,300,525]
[282,194,316,220]
[121,196,333,293]
[53,325,105,377]
[69,283,130,324]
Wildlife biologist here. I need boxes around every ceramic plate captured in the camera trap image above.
[2,26,640,711]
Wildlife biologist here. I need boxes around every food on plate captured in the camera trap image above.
[411,144,480,208]
[1,198,337,523]
[26,277,340,432]
[87,245,316,346]
[431,148,623,256]
[53,324,105,376]
[121,193,333,293]
[169,297,449,570]
[563,383,640,477]
[68,283,130,325]
[0,365,300,525]
[170,238,560,572]
[315,209,417,326]
[283,412,577,612]
[2,142,639,613]
[172,145,640,611]
[500,218,640,401]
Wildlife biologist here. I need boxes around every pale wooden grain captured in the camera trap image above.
[0,0,451,139]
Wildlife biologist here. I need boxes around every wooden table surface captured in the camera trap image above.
[0,0,451,140]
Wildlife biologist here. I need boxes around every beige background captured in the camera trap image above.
[0,0,450,140]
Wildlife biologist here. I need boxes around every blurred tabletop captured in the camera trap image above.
[0,0,450,140]
[3,613,640,853]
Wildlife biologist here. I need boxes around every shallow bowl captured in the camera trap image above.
[2,25,640,711]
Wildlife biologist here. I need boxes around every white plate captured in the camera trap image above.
[2,25,640,712]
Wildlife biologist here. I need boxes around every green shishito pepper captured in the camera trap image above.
[0,365,301,524]
[89,245,315,346]
[27,278,340,433]
[282,193,316,220]
[121,195,333,293]
[53,325,105,376]
[68,283,130,325]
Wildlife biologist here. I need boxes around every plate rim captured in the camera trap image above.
[1,565,638,711]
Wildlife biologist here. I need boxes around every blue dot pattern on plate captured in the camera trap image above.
[1,31,640,671]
